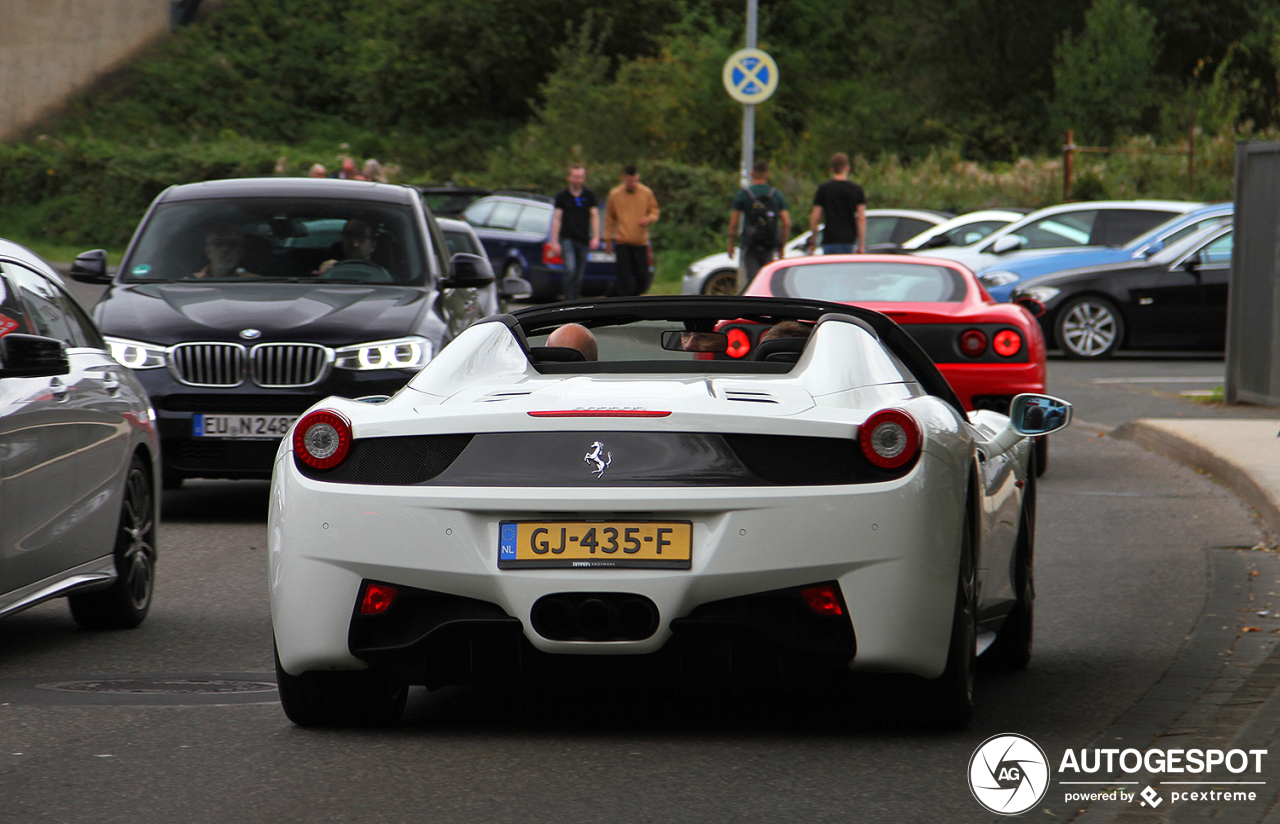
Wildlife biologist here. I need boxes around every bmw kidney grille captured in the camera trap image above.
[170,342,330,388]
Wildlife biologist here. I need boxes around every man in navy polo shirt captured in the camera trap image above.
[549,164,601,301]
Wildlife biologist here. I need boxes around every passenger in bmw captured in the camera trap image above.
[545,323,598,361]
[193,222,260,278]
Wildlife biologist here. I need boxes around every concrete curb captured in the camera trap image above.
[1112,419,1280,542]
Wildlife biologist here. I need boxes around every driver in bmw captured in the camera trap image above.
[316,218,385,275]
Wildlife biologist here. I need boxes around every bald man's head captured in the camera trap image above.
[546,323,598,361]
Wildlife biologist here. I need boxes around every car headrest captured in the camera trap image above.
[752,337,808,362]
[530,346,587,363]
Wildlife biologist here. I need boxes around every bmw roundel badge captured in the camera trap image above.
[239,328,262,340]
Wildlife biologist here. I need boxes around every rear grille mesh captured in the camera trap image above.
[170,343,244,387]
[252,344,329,387]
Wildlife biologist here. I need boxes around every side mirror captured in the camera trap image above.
[1182,253,1202,272]
[440,252,496,289]
[1142,239,1165,258]
[923,234,952,248]
[990,235,1024,254]
[0,334,70,378]
[1009,393,1072,436]
[500,277,533,300]
[68,249,111,284]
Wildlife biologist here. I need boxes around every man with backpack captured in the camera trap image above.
[728,159,791,292]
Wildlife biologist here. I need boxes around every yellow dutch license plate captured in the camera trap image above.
[498,521,692,569]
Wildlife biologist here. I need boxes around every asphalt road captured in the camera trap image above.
[0,353,1273,823]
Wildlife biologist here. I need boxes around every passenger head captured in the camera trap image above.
[341,219,376,260]
[546,323,598,361]
[760,320,811,342]
[204,222,245,277]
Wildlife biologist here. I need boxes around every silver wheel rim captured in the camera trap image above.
[703,271,738,296]
[120,468,155,611]
[1061,301,1118,357]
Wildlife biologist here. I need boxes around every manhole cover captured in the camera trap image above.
[36,679,276,695]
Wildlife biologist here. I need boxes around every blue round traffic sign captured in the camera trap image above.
[722,49,779,104]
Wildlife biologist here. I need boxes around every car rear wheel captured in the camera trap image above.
[921,506,976,728]
[985,477,1035,670]
[1056,296,1123,359]
[701,269,740,296]
[69,456,156,630]
[275,643,407,727]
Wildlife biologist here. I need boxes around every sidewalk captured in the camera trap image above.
[1077,418,1280,823]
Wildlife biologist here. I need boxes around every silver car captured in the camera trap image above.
[0,239,160,629]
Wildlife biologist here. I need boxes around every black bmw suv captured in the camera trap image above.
[69,177,508,487]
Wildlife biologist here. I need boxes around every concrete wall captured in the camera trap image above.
[0,0,169,140]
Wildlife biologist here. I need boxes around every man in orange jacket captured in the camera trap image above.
[604,165,660,296]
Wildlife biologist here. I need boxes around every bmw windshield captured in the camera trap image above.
[123,198,427,285]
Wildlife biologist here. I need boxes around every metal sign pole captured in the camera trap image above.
[739,0,758,190]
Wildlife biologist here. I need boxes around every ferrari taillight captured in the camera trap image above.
[800,584,844,616]
[542,243,563,265]
[293,409,352,470]
[726,327,751,358]
[993,329,1022,357]
[959,329,988,358]
[359,582,398,615]
[859,409,921,469]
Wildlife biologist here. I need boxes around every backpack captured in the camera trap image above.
[743,187,780,250]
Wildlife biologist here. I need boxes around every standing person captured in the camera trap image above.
[728,159,791,292]
[807,152,866,255]
[604,165,660,297]
[548,164,601,301]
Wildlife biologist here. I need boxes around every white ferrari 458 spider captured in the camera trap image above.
[269,296,1070,727]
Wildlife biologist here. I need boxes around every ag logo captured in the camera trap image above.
[968,733,1050,815]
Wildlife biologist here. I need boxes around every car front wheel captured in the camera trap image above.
[701,269,740,296]
[275,643,407,727]
[1056,296,1124,359]
[69,455,156,629]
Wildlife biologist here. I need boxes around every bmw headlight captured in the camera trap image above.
[1018,286,1061,303]
[334,336,433,371]
[981,270,1020,288]
[105,336,167,369]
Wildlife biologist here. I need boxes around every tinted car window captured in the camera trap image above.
[515,206,553,235]
[1016,211,1097,249]
[487,201,522,230]
[1200,231,1233,265]
[444,230,481,256]
[123,198,426,284]
[463,199,495,226]
[863,217,897,245]
[944,220,1006,246]
[892,218,934,244]
[0,266,33,338]
[772,261,966,302]
[4,263,77,345]
[1090,210,1174,246]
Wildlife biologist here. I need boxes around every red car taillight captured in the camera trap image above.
[293,409,352,470]
[959,329,988,358]
[800,584,844,616]
[725,327,751,358]
[859,409,921,469]
[542,243,563,265]
[993,329,1022,357]
[359,582,399,615]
